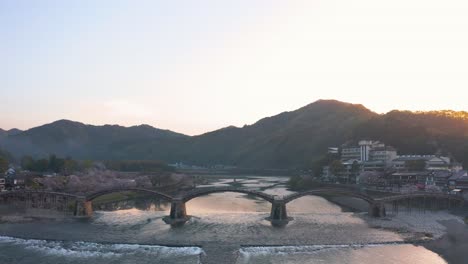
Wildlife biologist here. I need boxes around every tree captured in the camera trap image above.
[311,153,339,177]
[80,160,94,171]
[329,160,345,177]
[0,157,8,173]
[48,154,65,173]
[0,149,13,163]
[405,160,426,171]
[62,158,78,175]
[21,155,34,171]
[33,159,49,172]
[288,175,302,189]
[350,161,361,183]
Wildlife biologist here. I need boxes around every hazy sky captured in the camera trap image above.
[1,0,467,135]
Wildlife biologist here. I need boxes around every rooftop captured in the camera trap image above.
[449,170,468,181]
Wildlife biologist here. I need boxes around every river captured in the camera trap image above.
[0,176,458,263]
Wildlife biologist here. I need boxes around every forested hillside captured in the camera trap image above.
[1,100,466,169]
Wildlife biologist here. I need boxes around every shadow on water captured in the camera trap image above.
[424,220,468,264]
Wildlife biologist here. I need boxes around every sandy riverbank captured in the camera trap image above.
[329,195,468,264]
[329,196,466,240]
[363,211,465,241]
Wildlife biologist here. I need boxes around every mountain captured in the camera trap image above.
[6,128,22,136]
[0,120,188,160]
[1,100,467,168]
[183,100,376,168]
[0,128,22,139]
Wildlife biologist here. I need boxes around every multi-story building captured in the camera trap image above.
[392,155,451,172]
[341,140,396,163]
[340,141,397,170]
[326,139,460,187]
[448,170,468,190]
[369,146,398,164]
[341,147,361,161]
[426,156,451,170]
[341,140,376,162]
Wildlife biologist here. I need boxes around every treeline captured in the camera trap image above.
[0,148,14,172]
[20,155,92,174]
[20,156,174,174]
[104,160,174,173]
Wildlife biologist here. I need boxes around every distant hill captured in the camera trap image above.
[0,128,22,138]
[1,100,467,168]
[0,120,188,161]
[183,100,376,168]
[6,128,22,136]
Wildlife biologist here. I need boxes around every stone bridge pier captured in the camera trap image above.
[163,198,190,226]
[267,199,291,227]
[368,202,386,217]
[74,199,93,217]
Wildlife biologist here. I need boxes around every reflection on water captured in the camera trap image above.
[95,199,170,212]
[186,192,270,214]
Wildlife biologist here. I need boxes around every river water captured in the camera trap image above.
[0,176,451,264]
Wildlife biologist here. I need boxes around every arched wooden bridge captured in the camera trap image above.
[0,187,464,226]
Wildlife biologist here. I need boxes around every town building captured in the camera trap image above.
[327,147,339,154]
[431,170,453,187]
[0,177,5,191]
[392,155,451,172]
[448,170,468,191]
[324,139,461,188]
[335,140,397,183]
[339,159,360,183]
[4,168,25,190]
[321,166,332,182]
[341,140,396,166]
[369,146,398,164]
[341,147,361,161]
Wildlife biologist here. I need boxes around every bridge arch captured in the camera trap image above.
[283,188,375,204]
[180,187,276,203]
[85,188,173,202]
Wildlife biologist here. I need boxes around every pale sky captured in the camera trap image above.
[1,0,467,135]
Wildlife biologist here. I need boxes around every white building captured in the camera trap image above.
[327,147,339,154]
[341,147,361,161]
[341,140,396,167]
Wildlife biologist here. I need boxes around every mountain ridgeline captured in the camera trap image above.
[1,100,467,169]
